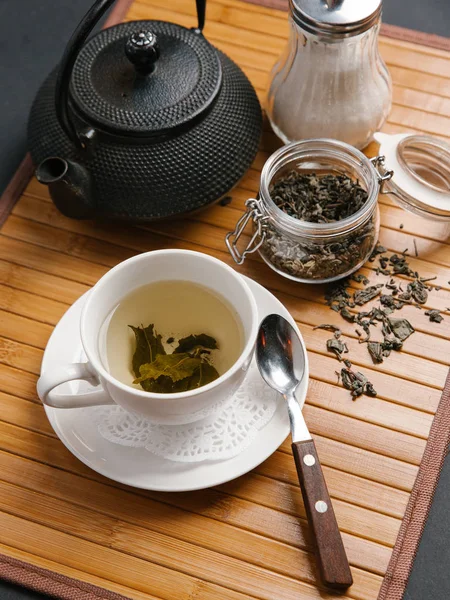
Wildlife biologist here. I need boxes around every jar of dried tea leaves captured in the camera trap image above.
[226,139,393,284]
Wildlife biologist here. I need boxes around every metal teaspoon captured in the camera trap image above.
[256,314,353,590]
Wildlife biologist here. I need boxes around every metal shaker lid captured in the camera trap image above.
[290,0,382,37]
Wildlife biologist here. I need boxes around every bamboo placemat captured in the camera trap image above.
[0,0,449,599]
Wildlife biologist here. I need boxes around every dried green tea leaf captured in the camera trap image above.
[135,353,202,384]
[326,338,348,361]
[367,342,384,364]
[353,285,382,306]
[173,334,218,354]
[341,368,354,391]
[265,172,375,281]
[351,273,370,285]
[425,309,443,323]
[389,254,414,276]
[387,317,415,341]
[270,172,368,223]
[407,280,428,304]
[365,382,378,397]
[340,307,355,322]
[382,336,403,352]
[313,324,341,333]
[340,368,377,399]
[380,295,396,308]
[129,324,165,378]
[369,244,387,262]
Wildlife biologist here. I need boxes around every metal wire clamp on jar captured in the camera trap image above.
[267,0,392,150]
[226,139,393,284]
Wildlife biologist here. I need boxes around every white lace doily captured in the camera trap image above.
[93,363,278,463]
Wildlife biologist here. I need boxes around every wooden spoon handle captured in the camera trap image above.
[292,439,353,590]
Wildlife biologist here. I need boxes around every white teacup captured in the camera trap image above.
[37,250,259,424]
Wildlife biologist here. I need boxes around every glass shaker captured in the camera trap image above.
[267,0,392,150]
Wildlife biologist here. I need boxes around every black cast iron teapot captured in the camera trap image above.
[28,0,262,220]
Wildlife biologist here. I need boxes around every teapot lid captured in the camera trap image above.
[70,20,222,137]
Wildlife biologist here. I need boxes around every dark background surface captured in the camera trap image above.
[0,0,450,599]
[1,582,48,600]
[1,0,450,196]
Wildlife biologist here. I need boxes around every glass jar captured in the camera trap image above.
[267,0,392,150]
[226,139,393,284]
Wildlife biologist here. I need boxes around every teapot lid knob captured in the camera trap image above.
[125,31,160,75]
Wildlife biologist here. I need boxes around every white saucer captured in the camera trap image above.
[41,275,308,492]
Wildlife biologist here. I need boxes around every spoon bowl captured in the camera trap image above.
[256,313,306,397]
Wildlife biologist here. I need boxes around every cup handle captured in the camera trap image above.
[37,362,115,409]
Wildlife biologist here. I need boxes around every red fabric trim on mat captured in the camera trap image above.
[0,554,131,600]
[240,0,450,52]
[377,368,450,600]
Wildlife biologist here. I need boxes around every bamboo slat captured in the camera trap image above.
[0,0,449,598]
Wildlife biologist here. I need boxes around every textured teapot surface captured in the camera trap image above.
[28,11,262,221]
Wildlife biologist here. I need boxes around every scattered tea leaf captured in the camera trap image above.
[387,317,415,341]
[407,280,428,304]
[340,307,355,322]
[389,254,414,276]
[425,309,443,323]
[353,285,382,306]
[341,368,377,398]
[352,274,370,285]
[317,241,441,400]
[314,324,341,333]
[369,244,387,262]
[326,338,348,361]
[367,342,384,364]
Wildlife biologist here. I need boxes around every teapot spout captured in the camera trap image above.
[36,157,95,219]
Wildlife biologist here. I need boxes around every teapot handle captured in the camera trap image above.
[55,0,208,150]
[55,0,116,150]
[195,0,206,31]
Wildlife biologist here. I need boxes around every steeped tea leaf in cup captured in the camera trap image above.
[130,324,220,393]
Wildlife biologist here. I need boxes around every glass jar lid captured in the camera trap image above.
[289,0,382,37]
[375,132,450,221]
